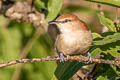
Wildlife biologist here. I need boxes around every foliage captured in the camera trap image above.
[0,0,120,80]
[97,14,115,31]
[85,0,120,8]
[0,16,56,80]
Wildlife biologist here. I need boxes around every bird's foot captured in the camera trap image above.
[59,53,65,62]
[86,52,92,64]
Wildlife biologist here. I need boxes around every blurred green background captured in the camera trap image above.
[0,0,118,80]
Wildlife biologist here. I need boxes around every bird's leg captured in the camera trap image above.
[59,53,65,62]
[55,47,66,62]
[86,52,92,64]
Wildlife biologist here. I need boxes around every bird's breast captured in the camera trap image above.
[55,30,93,55]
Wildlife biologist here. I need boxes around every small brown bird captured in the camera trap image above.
[49,14,93,62]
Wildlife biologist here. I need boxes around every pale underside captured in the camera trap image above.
[55,30,93,55]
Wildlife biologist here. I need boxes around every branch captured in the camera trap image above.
[0,55,120,68]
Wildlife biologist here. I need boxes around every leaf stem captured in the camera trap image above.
[115,8,118,32]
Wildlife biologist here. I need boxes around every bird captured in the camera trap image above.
[49,14,93,62]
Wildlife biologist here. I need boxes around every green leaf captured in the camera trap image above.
[46,0,62,22]
[101,40,120,57]
[92,40,120,58]
[93,33,120,45]
[85,0,120,8]
[97,14,115,31]
[110,65,120,76]
[92,32,120,57]
[96,64,117,80]
[34,0,48,10]
[97,76,108,80]
[55,61,85,80]
[89,46,102,57]
[117,24,120,28]
[92,33,102,39]
[51,75,58,80]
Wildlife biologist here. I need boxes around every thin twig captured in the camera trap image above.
[114,8,118,32]
[0,56,120,68]
[97,4,104,16]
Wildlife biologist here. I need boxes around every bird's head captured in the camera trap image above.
[49,14,89,33]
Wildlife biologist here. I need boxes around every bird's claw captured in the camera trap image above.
[59,53,65,62]
[86,52,92,64]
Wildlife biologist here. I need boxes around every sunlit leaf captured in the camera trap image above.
[97,76,108,80]
[92,32,120,57]
[92,33,102,39]
[51,75,58,80]
[97,14,115,31]
[34,0,48,11]
[85,0,120,8]
[46,0,62,21]
[93,33,120,45]
[89,46,102,57]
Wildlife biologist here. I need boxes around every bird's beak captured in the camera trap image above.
[49,21,60,25]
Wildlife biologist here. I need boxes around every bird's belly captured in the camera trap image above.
[62,37,89,55]
[56,31,92,55]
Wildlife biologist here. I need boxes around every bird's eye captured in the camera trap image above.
[64,19,71,23]
[64,19,68,22]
